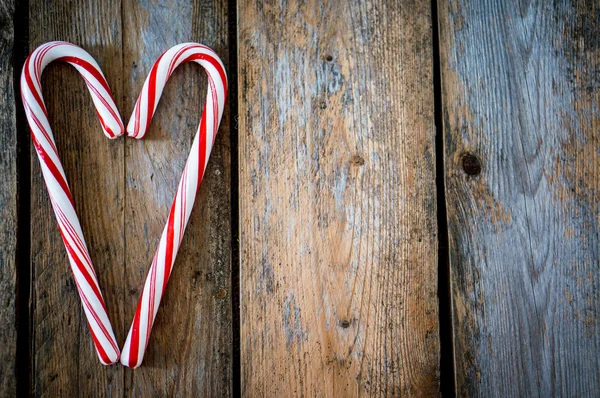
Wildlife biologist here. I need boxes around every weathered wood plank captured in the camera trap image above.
[29,1,125,396]
[122,0,232,395]
[439,0,600,395]
[0,0,18,395]
[238,0,439,395]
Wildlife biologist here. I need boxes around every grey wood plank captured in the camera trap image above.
[28,1,125,395]
[0,0,18,395]
[122,0,232,395]
[238,0,440,395]
[439,0,600,395]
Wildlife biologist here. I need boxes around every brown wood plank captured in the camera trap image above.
[238,0,439,395]
[122,0,232,395]
[0,0,18,395]
[29,2,125,396]
[439,0,600,395]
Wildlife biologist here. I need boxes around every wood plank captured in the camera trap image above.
[238,0,439,395]
[122,0,232,395]
[29,2,125,395]
[0,0,18,395]
[439,0,600,395]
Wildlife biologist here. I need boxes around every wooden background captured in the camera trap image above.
[0,0,597,396]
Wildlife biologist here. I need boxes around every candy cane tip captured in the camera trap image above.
[104,126,125,139]
[99,351,120,365]
[127,132,145,140]
[125,122,144,140]
[100,358,119,366]
[120,356,141,369]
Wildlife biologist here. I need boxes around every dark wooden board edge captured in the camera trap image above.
[0,0,19,395]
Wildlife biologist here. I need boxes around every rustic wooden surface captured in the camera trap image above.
[3,0,599,396]
[439,0,600,396]
[122,0,232,396]
[238,0,440,395]
[0,0,17,396]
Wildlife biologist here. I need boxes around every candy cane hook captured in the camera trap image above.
[20,41,123,365]
[120,43,227,368]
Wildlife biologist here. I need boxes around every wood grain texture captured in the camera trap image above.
[122,0,232,395]
[238,0,439,395]
[0,0,18,395]
[28,1,125,396]
[439,0,600,395]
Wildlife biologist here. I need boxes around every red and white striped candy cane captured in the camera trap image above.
[120,43,227,368]
[20,41,123,365]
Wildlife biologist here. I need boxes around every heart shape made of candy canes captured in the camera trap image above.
[20,41,227,368]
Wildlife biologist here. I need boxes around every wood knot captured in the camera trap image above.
[350,154,365,166]
[339,319,351,328]
[215,289,227,299]
[461,153,481,176]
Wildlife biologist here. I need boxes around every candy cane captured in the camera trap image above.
[120,43,227,368]
[20,41,123,365]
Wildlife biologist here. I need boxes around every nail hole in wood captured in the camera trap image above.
[461,153,481,176]
[325,54,333,62]
[339,319,351,328]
